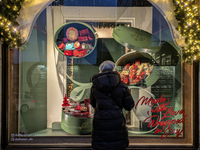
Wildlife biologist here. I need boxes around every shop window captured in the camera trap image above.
[2,0,198,149]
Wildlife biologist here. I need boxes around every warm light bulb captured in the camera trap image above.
[13,28,17,32]
[193,5,197,9]
[13,5,17,11]
[6,5,10,9]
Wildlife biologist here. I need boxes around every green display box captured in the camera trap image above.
[61,111,92,135]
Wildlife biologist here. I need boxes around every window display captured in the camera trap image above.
[2,0,198,149]
[19,4,183,137]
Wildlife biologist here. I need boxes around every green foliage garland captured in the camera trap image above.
[173,0,200,63]
[0,0,25,47]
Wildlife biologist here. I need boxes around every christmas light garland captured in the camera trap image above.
[0,0,25,47]
[173,0,200,63]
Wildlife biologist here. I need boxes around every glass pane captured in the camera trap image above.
[19,9,47,134]
[14,0,182,140]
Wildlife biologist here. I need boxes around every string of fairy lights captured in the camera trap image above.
[173,0,200,63]
[0,0,25,47]
[0,0,199,63]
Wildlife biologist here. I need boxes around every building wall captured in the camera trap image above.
[0,42,2,148]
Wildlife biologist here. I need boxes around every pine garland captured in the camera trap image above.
[173,0,200,63]
[0,0,25,47]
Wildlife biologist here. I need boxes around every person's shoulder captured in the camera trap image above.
[117,81,128,88]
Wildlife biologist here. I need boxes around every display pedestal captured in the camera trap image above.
[61,111,92,135]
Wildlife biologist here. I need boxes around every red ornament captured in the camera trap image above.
[75,105,81,110]
[64,50,73,56]
[58,42,65,50]
[74,41,81,49]
[62,94,70,107]
[73,50,87,57]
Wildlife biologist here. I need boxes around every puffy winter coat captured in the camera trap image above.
[90,71,135,150]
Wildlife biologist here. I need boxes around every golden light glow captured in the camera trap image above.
[13,5,17,11]
[7,22,11,26]
[0,1,25,47]
[174,0,200,62]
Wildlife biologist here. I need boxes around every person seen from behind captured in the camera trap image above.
[90,60,135,150]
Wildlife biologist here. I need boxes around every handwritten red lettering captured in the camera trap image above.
[151,103,168,113]
[136,95,186,139]
[175,128,184,138]
[151,95,166,105]
[135,96,152,109]
[143,113,159,128]
[154,128,162,134]
[160,127,184,139]
[135,94,170,110]
[162,107,185,119]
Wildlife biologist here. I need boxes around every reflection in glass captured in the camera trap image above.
[17,1,182,138]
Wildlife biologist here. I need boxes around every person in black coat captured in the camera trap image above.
[90,60,135,150]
